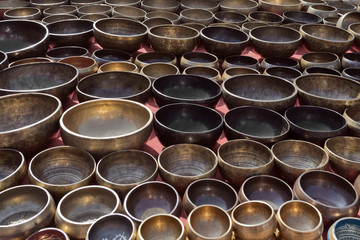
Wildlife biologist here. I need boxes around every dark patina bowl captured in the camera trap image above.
[220,0,258,15]
[342,52,360,69]
[142,17,173,29]
[283,10,322,24]
[92,48,132,66]
[43,5,77,17]
[222,67,260,82]
[259,0,302,14]
[135,51,177,69]
[342,67,360,82]
[0,149,26,192]
[42,14,78,25]
[300,51,341,71]
[4,7,42,20]
[222,55,259,70]
[214,11,247,26]
[140,62,179,82]
[264,66,302,82]
[248,11,284,25]
[145,11,180,24]
[181,0,219,13]
[180,9,214,26]
[46,46,89,61]
[348,23,360,49]
[0,50,8,70]
[261,56,300,70]
[303,66,341,76]
[112,5,146,21]
[183,66,221,83]
[344,106,360,138]
[141,0,180,13]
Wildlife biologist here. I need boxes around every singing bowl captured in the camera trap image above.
[242,22,269,34]
[303,66,341,76]
[183,178,238,215]
[180,51,218,70]
[154,103,223,147]
[77,4,111,17]
[43,5,77,17]
[140,63,179,82]
[300,52,341,71]
[0,149,26,192]
[327,217,360,240]
[186,205,233,240]
[152,74,221,107]
[231,201,277,240]
[295,73,360,113]
[300,0,325,10]
[348,23,360,49]
[28,145,96,200]
[261,56,300,70]
[0,185,55,240]
[248,11,284,25]
[307,4,337,18]
[214,11,247,26]
[323,16,339,26]
[300,24,354,56]
[113,6,146,21]
[142,17,173,29]
[239,175,294,211]
[277,200,324,240]
[86,214,136,240]
[42,14,78,25]
[222,74,298,113]
[30,0,68,11]
[0,93,62,157]
[183,66,221,83]
[263,66,302,82]
[55,185,121,239]
[220,0,258,15]
[80,13,109,21]
[0,19,48,62]
[336,11,360,30]
[97,61,138,73]
[342,52,360,69]
[27,227,70,240]
[200,26,249,59]
[141,0,179,12]
[158,144,217,194]
[92,49,132,66]
[70,0,104,7]
[135,51,177,69]
[222,67,260,82]
[344,106,360,137]
[123,181,182,225]
[283,10,322,24]
[59,56,98,80]
[105,0,140,7]
[0,50,8,70]
[93,18,148,53]
[181,0,219,13]
[271,140,329,184]
[0,0,29,19]
[145,11,180,24]
[293,170,360,226]
[259,0,302,14]
[217,139,274,189]
[4,7,42,20]
[342,67,360,82]
[46,46,89,62]
[60,99,153,159]
[96,149,158,200]
[148,24,200,56]
[180,9,214,26]
[222,55,260,70]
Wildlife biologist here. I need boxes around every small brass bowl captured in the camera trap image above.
[222,55,260,70]
[220,0,258,15]
[214,11,247,26]
[208,22,240,30]
[264,66,302,82]
[154,103,223,148]
[272,139,329,184]
[323,16,339,26]
[105,0,140,7]
[241,22,268,34]
[93,18,148,53]
[55,185,121,239]
[135,51,177,69]
[0,149,26,192]
[158,144,217,194]
[86,213,136,240]
[248,11,284,25]
[348,23,360,49]
[152,74,221,107]
[181,0,219,13]
[28,145,96,200]
[80,13,109,21]
[303,66,341,76]
[0,50,8,70]
[200,26,249,59]
[43,5,77,17]
[300,51,341,71]
[342,52,360,69]
[307,4,337,18]
[283,10,322,24]
[96,149,158,200]
[46,45,89,62]
[336,11,360,30]
[123,181,182,225]
[239,175,294,211]
[42,14,78,25]
[293,170,360,226]
[77,4,111,17]
[92,48,132,66]
[0,0,29,19]
[231,201,277,240]
[186,205,233,240]
[259,0,302,14]
[9,57,52,67]
[300,0,326,10]
[145,10,180,24]
[344,106,360,137]
[180,9,214,26]
[261,56,300,70]
[30,0,68,11]
[300,24,354,56]
[222,67,260,82]
[183,178,238,215]
[0,185,56,240]
[222,74,298,113]
[113,5,146,21]
[327,217,360,240]
[141,0,179,13]
[180,51,218,70]
[142,17,173,29]
[97,61,138,73]
[0,93,62,157]
[148,24,200,56]
[59,56,97,80]
[183,66,221,83]
[27,227,70,240]
[140,62,179,82]
[4,7,42,20]
[342,67,360,82]
[60,98,153,159]
[277,200,324,240]
[295,73,360,113]
[218,139,274,189]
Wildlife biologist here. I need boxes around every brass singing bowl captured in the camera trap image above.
[46,46,89,62]
[214,11,247,26]
[137,214,186,240]
[344,106,360,137]
[142,17,173,29]
[348,23,360,49]
[327,217,360,240]
[261,56,300,70]
[355,174,360,201]
[135,51,177,69]
[86,214,136,240]
[295,73,360,113]
[97,61,138,73]
[27,227,70,240]
[183,66,221,83]
[300,24,354,56]
[180,51,218,70]
[303,66,341,76]
[30,0,68,11]
[218,139,274,189]
[0,185,56,240]
[0,149,26,192]
[145,11,180,24]
[0,0,29,19]
[222,67,260,82]
[271,139,329,184]
[59,56,98,80]
[0,93,62,157]
[277,200,324,240]
[141,0,179,13]
[92,48,132,66]
[259,0,302,14]
[336,11,360,30]
[42,14,78,25]
[148,24,200,56]
[307,4,337,18]
[219,0,258,15]
[222,74,298,113]
[9,56,52,67]
[186,205,233,240]
[300,0,325,10]
[300,52,341,71]
[342,67,360,82]
[180,9,214,26]
[4,7,42,20]
[113,5,146,21]
[248,11,284,25]
[222,55,260,70]
[43,5,77,17]
[183,178,238,215]
[80,13,109,21]
[0,19,48,62]
[70,0,104,7]
[96,149,158,200]
[181,0,219,13]
[105,0,140,7]
[264,66,302,82]
[283,10,322,24]
[158,144,217,194]
[60,98,153,159]
[209,22,240,30]
[140,62,179,82]
[93,18,148,53]
[55,185,121,239]
[200,26,249,59]
[77,4,111,17]
[28,145,96,200]
[342,52,360,69]
[123,181,182,225]
[241,22,269,34]
[293,170,360,226]
[231,201,277,240]
[0,50,8,70]
[323,16,339,26]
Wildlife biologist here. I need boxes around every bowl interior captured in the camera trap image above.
[87,214,134,239]
[136,51,176,65]
[142,63,178,78]
[265,67,301,81]
[284,11,322,24]
[251,26,301,42]
[304,67,341,75]
[202,26,248,43]
[0,150,23,181]
[345,106,360,121]
[182,51,217,64]
[326,137,360,163]
[96,18,147,36]
[302,52,338,63]
[301,24,353,41]
[233,201,273,225]
[46,46,88,59]
[333,218,360,239]
[93,49,132,62]
[263,56,298,68]
[140,215,183,239]
[224,55,258,67]
[99,62,137,72]
[48,19,93,35]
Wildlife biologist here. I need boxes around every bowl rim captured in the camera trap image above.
[43,5,78,16]
[97,61,138,72]
[300,23,354,43]
[248,10,284,24]
[282,10,322,24]
[181,51,218,65]
[180,8,214,21]
[149,24,200,40]
[112,5,147,17]
[301,51,339,64]
[200,26,250,45]
[4,6,41,18]
[328,217,360,240]
[46,45,89,59]
[30,0,69,6]
[344,105,360,125]
[0,148,25,185]
[47,19,94,37]
[135,51,177,66]
[249,25,302,44]
[92,48,132,62]
[324,136,360,164]
[93,17,148,38]
[259,0,302,7]
[141,62,180,77]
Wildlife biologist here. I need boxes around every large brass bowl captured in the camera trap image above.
[60,99,153,159]
[0,149,26,192]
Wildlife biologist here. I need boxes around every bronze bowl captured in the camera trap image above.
[219,0,258,15]
[0,0,29,19]
[222,67,260,82]
[105,0,140,7]
[180,9,214,26]
[224,106,290,146]
[154,103,223,148]
[0,93,62,157]
[336,11,360,29]
[158,144,217,194]
[142,17,173,29]
[343,106,360,137]
[285,105,348,145]
[300,0,326,10]
[200,26,249,59]
[46,46,89,61]
[30,0,68,11]
[42,14,78,25]
[58,56,98,80]
[323,16,339,26]
[181,0,219,13]
[141,0,180,13]
[28,145,96,200]
[140,62,179,82]
[217,139,274,189]
[183,66,221,83]
[112,5,146,21]
[222,74,298,113]
[271,139,329,184]
[293,170,360,226]
[77,71,151,103]
[77,4,111,17]
[3,7,42,20]
[0,19,48,62]
[43,5,77,17]
[145,11,180,24]
[93,18,148,53]
[70,0,104,7]
[261,56,300,70]
[222,55,260,70]
[97,61,138,73]
[239,175,294,211]
[0,149,26,192]
[294,73,360,113]
[248,11,284,25]
[27,227,70,240]
[259,0,302,14]
[135,51,177,69]
[0,185,56,240]
[348,23,360,49]
[92,48,132,66]
[60,98,153,159]
[303,66,341,76]
[241,22,269,34]
[307,4,337,18]
[327,217,360,240]
[79,13,109,21]
[342,67,360,82]
[0,50,8,70]
[263,66,302,82]
[214,11,247,26]
[300,51,341,71]
[342,52,360,69]
[300,24,354,56]
[152,74,221,107]
[180,51,218,70]
[283,10,322,24]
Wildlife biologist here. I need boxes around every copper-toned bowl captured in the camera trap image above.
[180,51,218,70]
[222,66,260,82]
[248,11,284,25]
[30,0,68,11]
[300,52,341,71]
[43,5,77,16]
[264,66,302,82]
[145,11,180,24]
[303,66,341,76]
[222,55,260,70]
[0,149,26,192]
[141,0,179,13]
[183,66,221,83]
[135,51,177,69]
[181,0,219,13]
[9,56,52,67]
[59,56,97,80]
[220,0,258,15]
[77,4,111,17]
[112,5,146,21]
[105,0,140,7]
[259,0,302,14]
[342,52,360,69]
[46,45,89,61]
[261,56,300,70]
[4,7,42,20]
[97,61,138,73]
[142,17,173,29]
[27,227,70,240]
[283,10,322,24]
[214,11,247,26]
[180,9,214,26]
[140,62,179,82]
[42,14,78,25]
[344,106,360,137]
[92,48,132,66]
